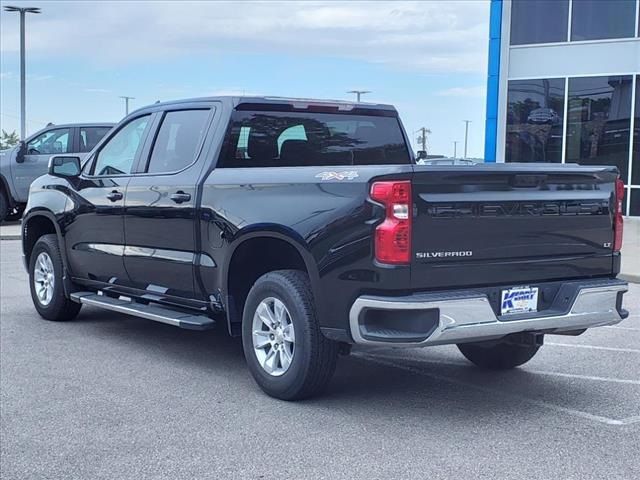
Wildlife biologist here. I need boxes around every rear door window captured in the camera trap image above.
[146,109,210,173]
[221,110,410,167]
[79,126,112,153]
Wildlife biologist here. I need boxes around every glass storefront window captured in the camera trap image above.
[505,78,565,162]
[510,0,569,45]
[630,188,640,216]
[571,0,637,41]
[632,76,640,186]
[565,76,633,182]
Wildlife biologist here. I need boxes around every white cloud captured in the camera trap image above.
[0,1,489,74]
[436,85,486,97]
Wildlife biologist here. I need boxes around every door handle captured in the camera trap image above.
[106,190,123,202]
[170,191,191,204]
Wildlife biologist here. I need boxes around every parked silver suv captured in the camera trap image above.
[0,123,113,222]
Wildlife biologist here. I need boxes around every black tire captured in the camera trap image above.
[0,190,8,223]
[242,270,339,400]
[28,234,82,321]
[457,339,540,370]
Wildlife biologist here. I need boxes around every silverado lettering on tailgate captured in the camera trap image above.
[416,251,473,259]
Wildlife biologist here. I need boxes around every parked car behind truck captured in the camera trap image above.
[21,97,629,400]
[0,123,113,222]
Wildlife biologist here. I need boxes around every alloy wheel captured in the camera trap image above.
[252,297,296,376]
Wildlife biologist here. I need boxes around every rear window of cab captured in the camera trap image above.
[220,110,411,167]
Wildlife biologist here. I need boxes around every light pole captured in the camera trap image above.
[4,5,41,141]
[462,120,472,158]
[416,127,431,153]
[119,96,135,116]
[453,141,459,158]
[347,90,371,102]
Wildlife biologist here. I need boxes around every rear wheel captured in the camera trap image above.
[242,270,339,400]
[457,339,540,370]
[29,234,81,321]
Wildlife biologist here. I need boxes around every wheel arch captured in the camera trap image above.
[22,210,67,270]
[222,227,321,335]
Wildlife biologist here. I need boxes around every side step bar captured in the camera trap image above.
[70,292,216,331]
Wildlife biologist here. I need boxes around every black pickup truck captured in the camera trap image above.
[22,96,629,400]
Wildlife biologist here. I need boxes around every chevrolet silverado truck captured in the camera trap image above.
[0,122,113,222]
[21,96,629,400]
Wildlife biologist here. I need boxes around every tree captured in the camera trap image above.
[0,130,20,149]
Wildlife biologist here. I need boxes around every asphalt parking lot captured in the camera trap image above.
[1,239,638,480]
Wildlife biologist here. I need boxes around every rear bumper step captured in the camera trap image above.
[70,292,216,330]
[349,279,628,347]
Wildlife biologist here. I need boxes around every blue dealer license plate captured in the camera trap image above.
[500,286,539,315]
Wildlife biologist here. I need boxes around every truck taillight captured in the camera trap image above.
[370,180,412,264]
[614,178,624,252]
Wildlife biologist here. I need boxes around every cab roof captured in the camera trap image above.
[132,96,397,114]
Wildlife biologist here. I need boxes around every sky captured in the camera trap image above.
[0,0,490,158]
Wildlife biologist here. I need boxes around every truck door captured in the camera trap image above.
[13,127,74,202]
[64,115,153,285]
[123,106,214,299]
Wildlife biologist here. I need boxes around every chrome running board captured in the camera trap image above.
[70,292,216,330]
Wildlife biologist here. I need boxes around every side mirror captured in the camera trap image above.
[416,150,427,160]
[48,155,81,177]
[16,141,26,163]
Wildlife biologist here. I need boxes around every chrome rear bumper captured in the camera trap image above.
[349,280,628,347]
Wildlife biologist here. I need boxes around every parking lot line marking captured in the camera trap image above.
[604,325,640,332]
[547,342,640,354]
[367,353,640,385]
[525,370,640,385]
[620,416,640,425]
[354,353,634,426]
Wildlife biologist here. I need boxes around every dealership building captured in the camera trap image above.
[484,0,640,216]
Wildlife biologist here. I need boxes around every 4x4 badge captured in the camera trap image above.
[315,171,359,181]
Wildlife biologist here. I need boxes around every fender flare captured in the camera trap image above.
[221,227,322,329]
[22,209,69,272]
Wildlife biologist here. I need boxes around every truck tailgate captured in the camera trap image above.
[410,164,618,289]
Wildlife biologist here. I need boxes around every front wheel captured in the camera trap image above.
[457,339,540,370]
[29,234,82,321]
[242,270,339,400]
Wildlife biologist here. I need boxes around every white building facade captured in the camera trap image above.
[484,0,640,216]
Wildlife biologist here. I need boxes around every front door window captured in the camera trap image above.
[27,128,71,155]
[92,115,150,176]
